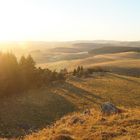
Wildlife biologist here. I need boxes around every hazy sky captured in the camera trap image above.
[0,0,140,41]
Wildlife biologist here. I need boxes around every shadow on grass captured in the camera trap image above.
[0,88,78,138]
[54,82,104,107]
[110,72,140,85]
[108,67,140,78]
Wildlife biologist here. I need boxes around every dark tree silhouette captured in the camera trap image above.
[0,53,66,97]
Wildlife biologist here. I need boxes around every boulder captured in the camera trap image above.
[101,102,119,115]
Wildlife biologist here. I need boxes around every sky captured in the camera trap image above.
[0,0,140,41]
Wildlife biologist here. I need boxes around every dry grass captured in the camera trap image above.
[37,52,140,71]
[0,73,139,138]
[24,108,140,140]
[57,73,140,109]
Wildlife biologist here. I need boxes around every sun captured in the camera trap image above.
[17,42,28,49]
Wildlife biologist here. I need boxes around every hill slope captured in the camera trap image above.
[24,108,140,140]
[0,73,139,138]
[89,46,140,55]
[39,52,140,77]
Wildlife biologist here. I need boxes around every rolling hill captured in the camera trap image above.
[38,51,140,77]
[24,108,140,140]
[89,46,140,55]
[0,41,140,139]
[0,73,139,138]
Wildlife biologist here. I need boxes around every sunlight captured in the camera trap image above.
[0,1,139,139]
[0,0,139,42]
[17,42,28,49]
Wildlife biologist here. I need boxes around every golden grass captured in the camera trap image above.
[56,73,140,109]
[37,52,140,71]
[24,108,140,140]
[0,73,139,138]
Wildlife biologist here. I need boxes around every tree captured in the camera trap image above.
[0,53,20,95]
[80,66,84,71]
[26,55,36,70]
[77,66,81,73]
[0,52,67,97]
[73,69,77,76]
[19,56,26,66]
[19,55,36,89]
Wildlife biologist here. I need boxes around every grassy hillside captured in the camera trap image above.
[38,51,140,77]
[0,73,139,138]
[0,42,139,139]
[89,46,140,55]
[24,108,140,140]
[0,88,77,138]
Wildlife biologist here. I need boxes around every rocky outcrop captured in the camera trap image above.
[101,102,120,115]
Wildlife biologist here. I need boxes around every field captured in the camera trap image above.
[25,108,140,140]
[0,73,139,138]
[1,0,140,138]
[38,51,140,77]
[0,41,140,139]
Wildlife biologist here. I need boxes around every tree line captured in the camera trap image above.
[0,53,66,97]
[73,66,107,77]
[0,52,107,97]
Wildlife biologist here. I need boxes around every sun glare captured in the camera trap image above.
[0,0,140,42]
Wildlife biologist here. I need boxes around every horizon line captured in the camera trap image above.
[0,39,140,43]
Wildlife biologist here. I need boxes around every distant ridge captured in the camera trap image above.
[89,46,140,55]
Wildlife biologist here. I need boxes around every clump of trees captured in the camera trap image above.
[73,66,107,77]
[73,66,85,77]
[0,53,66,97]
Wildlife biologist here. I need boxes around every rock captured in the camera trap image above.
[52,134,74,140]
[69,116,85,125]
[101,102,119,115]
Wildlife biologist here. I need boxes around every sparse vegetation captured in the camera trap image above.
[0,43,139,139]
[0,72,139,138]
[0,0,140,138]
[24,108,140,140]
